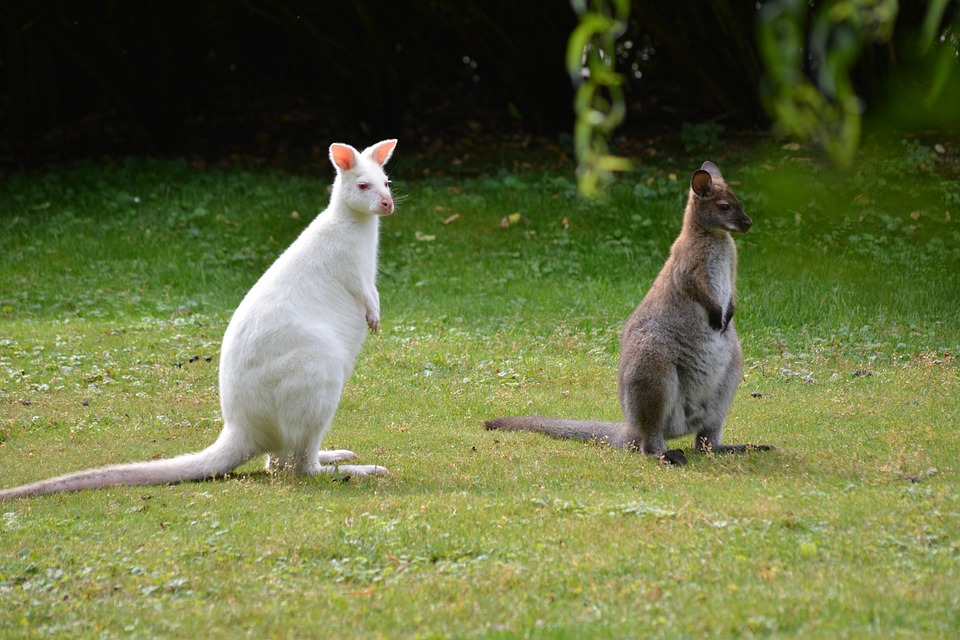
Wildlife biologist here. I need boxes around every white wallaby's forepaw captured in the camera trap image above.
[366,312,380,333]
[317,449,358,463]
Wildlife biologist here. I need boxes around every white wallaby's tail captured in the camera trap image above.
[485,417,634,448]
[0,431,250,500]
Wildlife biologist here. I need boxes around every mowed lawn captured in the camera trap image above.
[1,139,958,638]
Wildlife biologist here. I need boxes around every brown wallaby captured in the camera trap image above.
[486,161,773,465]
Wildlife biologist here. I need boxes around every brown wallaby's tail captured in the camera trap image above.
[0,431,252,500]
[485,416,634,449]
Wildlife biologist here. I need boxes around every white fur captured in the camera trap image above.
[218,139,396,476]
[0,139,396,500]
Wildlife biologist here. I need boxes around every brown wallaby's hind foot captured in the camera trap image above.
[695,437,776,455]
[659,449,688,466]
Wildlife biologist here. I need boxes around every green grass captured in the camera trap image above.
[1,139,958,638]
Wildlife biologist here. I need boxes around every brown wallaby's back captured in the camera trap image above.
[486,161,773,465]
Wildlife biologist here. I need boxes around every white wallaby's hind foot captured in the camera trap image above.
[265,449,360,471]
[311,451,393,476]
[266,451,389,477]
[312,464,390,477]
[317,450,360,463]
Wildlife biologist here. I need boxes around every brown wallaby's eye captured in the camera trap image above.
[358,182,369,191]
[719,203,730,211]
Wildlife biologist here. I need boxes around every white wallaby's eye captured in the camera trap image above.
[385,180,391,188]
[357,182,370,191]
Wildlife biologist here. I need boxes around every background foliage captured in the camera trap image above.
[2,1,957,173]
[757,0,958,166]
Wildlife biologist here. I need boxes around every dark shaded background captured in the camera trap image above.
[0,1,946,175]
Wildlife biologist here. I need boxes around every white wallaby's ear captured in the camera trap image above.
[367,139,398,166]
[691,169,713,198]
[329,143,360,172]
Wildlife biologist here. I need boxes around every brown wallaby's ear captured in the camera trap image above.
[691,169,713,197]
[329,143,359,172]
[700,161,723,180]
[368,139,398,166]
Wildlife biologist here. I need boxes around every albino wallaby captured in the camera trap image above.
[486,161,773,465]
[0,139,397,500]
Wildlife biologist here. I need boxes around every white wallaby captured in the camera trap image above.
[0,139,397,500]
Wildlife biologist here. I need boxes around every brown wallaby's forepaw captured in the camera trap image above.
[659,449,688,466]
[708,306,724,331]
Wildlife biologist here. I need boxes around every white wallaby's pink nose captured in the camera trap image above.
[380,195,394,215]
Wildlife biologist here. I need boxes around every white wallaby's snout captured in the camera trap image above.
[379,191,395,215]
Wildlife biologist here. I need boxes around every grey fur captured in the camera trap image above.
[486,162,774,465]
